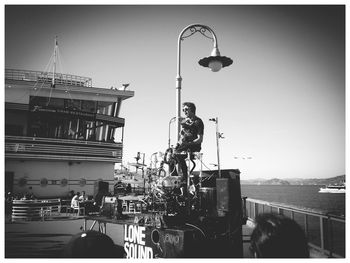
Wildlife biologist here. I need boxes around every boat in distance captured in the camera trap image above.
[319,183,345,193]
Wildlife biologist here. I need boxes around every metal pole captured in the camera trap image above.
[168,117,176,148]
[52,36,58,87]
[142,153,145,194]
[215,117,222,178]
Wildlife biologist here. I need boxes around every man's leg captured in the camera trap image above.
[174,154,188,185]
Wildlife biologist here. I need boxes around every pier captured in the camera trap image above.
[5,197,345,258]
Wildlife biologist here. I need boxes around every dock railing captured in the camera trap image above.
[243,197,345,258]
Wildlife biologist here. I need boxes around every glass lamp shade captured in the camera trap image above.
[208,60,223,72]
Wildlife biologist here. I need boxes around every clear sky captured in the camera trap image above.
[4,4,345,180]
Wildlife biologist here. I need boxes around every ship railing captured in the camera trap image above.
[244,197,345,258]
[5,68,92,87]
[11,198,62,221]
[5,135,123,162]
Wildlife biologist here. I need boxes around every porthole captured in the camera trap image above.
[40,178,48,187]
[79,178,86,187]
[61,178,68,187]
[18,178,27,187]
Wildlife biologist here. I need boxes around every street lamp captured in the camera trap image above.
[175,24,233,140]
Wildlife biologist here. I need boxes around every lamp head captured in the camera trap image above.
[198,47,233,72]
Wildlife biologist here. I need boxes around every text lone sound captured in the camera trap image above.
[124,224,153,259]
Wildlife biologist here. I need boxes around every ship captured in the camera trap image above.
[5,38,134,198]
[319,183,345,193]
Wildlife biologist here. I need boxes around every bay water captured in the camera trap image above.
[241,185,345,216]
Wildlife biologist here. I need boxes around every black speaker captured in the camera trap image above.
[216,170,242,214]
[216,178,231,214]
[145,227,203,258]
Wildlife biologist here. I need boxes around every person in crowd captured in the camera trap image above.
[79,191,87,202]
[71,192,80,208]
[250,213,309,258]
[68,190,75,200]
[125,184,132,194]
[174,102,204,184]
[62,230,124,258]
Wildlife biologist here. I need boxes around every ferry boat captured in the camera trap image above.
[5,39,134,198]
[319,183,345,193]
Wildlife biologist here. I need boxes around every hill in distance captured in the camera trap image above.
[241,175,345,185]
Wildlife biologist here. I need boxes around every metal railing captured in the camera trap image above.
[11,198,62,221]
[5,69,92,87]
[244,197,345,258]
[5,135,123,162]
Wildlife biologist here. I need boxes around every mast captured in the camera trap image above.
[52,36,58,87]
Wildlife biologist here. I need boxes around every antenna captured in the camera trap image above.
[52,36,58,88]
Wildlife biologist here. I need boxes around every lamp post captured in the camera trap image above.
[168,116,177,148]
[175,24,233,140]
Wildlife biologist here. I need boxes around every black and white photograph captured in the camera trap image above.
[3,3,346,259]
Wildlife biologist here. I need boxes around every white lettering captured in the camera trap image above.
[147,247,154,258]
[124,242,129,258]
[139,226,146,245]
[124,224,152,258]
[124,224,146,245]
[124,225,128,242]
[128,225,134,242]
[129,242,135,258]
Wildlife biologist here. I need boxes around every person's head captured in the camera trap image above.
[182,102,196,117]
[62,230,124,258]
[76,192,80,196]
[250,213,309,258]
[81,191,86,195]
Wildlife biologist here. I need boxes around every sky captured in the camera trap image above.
[4,4,346,180]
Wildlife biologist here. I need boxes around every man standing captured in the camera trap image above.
[174,102,204,184]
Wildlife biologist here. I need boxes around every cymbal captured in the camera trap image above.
[128,162,147,167]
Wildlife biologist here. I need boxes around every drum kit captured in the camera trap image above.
[126,151,216,217]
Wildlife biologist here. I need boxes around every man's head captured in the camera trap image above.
[250,213,309,258]
[182,102,196,117]
[62,230,124,258]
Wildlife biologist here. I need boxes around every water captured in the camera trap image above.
[241,185,345,216]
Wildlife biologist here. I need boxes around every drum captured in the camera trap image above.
[199,187,217,216]
[161,176,182,193]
